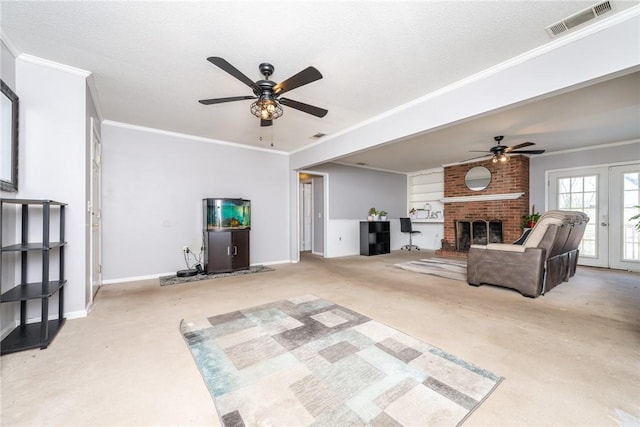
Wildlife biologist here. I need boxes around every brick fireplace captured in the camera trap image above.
[436,155,530,259]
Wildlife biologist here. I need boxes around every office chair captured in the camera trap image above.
[400,217,421,250]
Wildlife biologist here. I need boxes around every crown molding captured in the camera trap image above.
[18,54,91,78]
[102,120,289,156]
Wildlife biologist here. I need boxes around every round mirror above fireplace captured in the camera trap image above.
[465,166,491,191]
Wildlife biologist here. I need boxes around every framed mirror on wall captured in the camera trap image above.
[465,166,491,191]
[1,80,19,192]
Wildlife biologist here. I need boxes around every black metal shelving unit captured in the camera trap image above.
[0,199,67,355]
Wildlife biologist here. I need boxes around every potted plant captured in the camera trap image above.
[368,207,377,221]
[521,212,541,229]
[378,210,388,221]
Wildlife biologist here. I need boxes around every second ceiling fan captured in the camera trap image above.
[468,135,545,163]
[199,57,328,127]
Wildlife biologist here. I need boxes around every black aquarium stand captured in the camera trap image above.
[0,199,67,355]
[360,221,390,256]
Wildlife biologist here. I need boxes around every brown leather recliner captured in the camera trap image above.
[466,210,589,298]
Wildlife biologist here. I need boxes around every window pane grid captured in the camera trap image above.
[622,173,640,261]
[558,175,597,257]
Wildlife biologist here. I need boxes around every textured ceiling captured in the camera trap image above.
[1,1,639,171]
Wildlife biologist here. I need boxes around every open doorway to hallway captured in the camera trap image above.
[298,172,326,259]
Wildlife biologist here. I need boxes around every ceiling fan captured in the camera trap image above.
[198,57,328,127]
[467,135,546,163]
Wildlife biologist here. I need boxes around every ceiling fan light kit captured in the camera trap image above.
[250,95,283,121]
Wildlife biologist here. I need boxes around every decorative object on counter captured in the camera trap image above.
[409,207,417,219]
[378,210,388,221]
[368,207,378,221]
[415,209,429,219]
[160,265,273,286]
[180,295,503,427]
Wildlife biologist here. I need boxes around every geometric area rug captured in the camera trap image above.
[394,258,467,282]
[180,295,503,426]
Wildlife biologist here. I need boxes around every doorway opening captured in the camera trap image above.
[298,171,326,260]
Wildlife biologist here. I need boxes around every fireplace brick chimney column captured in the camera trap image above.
[437,155,530,258]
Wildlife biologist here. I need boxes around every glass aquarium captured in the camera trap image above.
[203,198,251,230]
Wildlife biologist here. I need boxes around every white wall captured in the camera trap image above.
[101,122,290,281]
[15,57,90,319]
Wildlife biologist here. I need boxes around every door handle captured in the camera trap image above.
[601,222,608,226]
[233,246,238,255]
[227,246,230,256]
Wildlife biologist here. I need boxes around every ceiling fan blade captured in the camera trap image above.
[274,67,323,96]
[505,142,535,152]
[260,119,272,127]
[207,57,260,93]
[468,150,490,153]
[279,98,328,117]
[199,95,256,105]
[462,154,492,162]
[510,149,546,154]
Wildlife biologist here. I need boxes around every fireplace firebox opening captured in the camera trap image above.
[455,219,503,251]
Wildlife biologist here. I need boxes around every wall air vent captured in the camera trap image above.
[545,0,614,37]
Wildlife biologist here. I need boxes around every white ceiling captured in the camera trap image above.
[2,1,639,172]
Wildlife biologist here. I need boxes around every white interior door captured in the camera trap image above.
[89,119,102,299]
[549,163,640,271]
[300,181,312,251]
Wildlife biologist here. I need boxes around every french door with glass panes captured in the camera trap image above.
[548,163,640,271]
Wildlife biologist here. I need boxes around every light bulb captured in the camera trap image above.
[499,154,508,162]
[261,109,270,119]
[266,103,276,113]
[492,156,498,163]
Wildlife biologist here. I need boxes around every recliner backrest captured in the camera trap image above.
[523,211,566,248]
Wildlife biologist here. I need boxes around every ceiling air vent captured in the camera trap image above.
[311,132,326,139]
[545,0,614,37]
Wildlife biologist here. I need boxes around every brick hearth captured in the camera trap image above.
[436,155,530,259]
